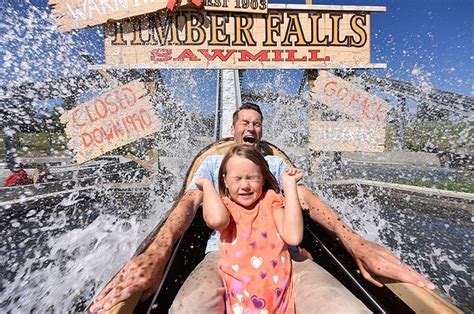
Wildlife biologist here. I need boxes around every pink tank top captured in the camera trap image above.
[218,190,295,314]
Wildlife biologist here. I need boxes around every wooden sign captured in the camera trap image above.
[49,0,169,32]
[60,80,160,164]
[309,121,385,152]
[204,0,268,13]
[102,5,386,69]
[310,70,390,125]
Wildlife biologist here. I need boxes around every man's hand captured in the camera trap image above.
[89,189,202,312]
[89,249,166,312]
[297,185,436,290]
[347,237,436,289]
[281,168,303,184]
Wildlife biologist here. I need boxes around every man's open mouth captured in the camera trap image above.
[243,135,256,144]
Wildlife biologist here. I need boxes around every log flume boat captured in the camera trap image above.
[92,138,462,314]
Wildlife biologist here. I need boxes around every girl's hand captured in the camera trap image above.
[195,178,212,191]
[282,168,303,184]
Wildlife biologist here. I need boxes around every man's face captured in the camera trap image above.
[231,109,263,147]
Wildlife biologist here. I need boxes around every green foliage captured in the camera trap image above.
[386,121,473,152]
[0,132,67,159]
[404,121,472,151]
[0,139,3,159]
[109,136,159,158]
[416,103,450,121]
[385,124,398,150]
[388,177,474,194]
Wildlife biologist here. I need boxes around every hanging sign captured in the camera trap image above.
[49,0,267,32]
[310,70,390,125]
[102,5,386,69]
[309,121,385,152]
[49,0,171,32]
[60,80,160,164]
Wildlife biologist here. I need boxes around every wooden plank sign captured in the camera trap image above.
[310,71,390,126]
[49,0,268,32]
[60,80,160,164]
[102,5,385,69]
[48,0,169,32]
[309,121,385,152]
[310,70,390,125]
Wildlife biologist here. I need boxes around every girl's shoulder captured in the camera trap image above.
[221,196,231,206]
[264,189,278,198]
[221,196,245,214]
[263,190,284,209]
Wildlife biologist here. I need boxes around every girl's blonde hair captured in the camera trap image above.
[218,145,279,197]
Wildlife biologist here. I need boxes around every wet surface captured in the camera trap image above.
[1,178,472,311]
[343,162,471,182]
[324,184,473,310]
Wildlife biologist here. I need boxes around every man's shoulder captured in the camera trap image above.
[198,147,285,167]
[264,155,288,175]
[186,154,224,191]
[195,155,225,171]
[200,154,224,164]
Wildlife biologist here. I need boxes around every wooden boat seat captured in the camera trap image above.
[183,138,293,188]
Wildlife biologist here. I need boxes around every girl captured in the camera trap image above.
[196,145,303,314]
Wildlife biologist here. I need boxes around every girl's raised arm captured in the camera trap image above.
[195,178,230,231]
[272,168,304,246]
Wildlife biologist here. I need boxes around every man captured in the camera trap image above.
[91,103,434,312]
[1,164,32,187]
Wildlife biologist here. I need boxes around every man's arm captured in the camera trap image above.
[296,185,435,289]
[90,156,220,312]
[90,189,203,312]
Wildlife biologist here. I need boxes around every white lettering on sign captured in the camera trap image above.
[309,121,385,152]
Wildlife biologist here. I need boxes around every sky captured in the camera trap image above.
[313,0,473,93]
[0,0,472,114]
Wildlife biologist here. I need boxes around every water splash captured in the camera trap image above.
[0,1,472,312]
[0,155,185,311]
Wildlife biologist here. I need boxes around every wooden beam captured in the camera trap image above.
[268,3,386,12]
[385,282,463,314]
[80,52,118,87]
[90,64,387,70]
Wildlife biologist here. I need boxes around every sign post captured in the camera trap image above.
[215,70,241,140]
